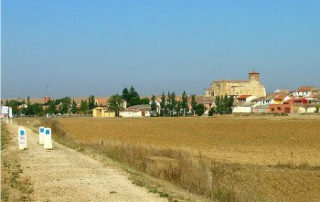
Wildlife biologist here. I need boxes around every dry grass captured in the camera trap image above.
[1,123,33,201]
[35,117,320,201]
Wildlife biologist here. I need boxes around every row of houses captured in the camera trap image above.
[232,86,320,114]
[92,86,320,118]
[93,104,151,118]
[92,95,215,118]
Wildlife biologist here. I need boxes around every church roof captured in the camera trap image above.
[214,80,250,83]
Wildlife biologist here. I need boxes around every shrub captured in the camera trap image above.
[208,107,216,116]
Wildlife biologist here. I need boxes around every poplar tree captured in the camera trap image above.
[88,95,96,112]
[181,91,189,116]
[191,95,197,115]
[160,93,166,116]
[151,95,157,115]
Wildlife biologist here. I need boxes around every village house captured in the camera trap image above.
[292,86,318,97]
[232,102,254,113]
[251,91,291,107]
[268,104,291,114]
[272,94,291,104]
[149,98,161,115]
[119,104,151,118]
[253,105,269,113]
[92,107,115,118]
[94,97,108,107]
[291,104,317,114]
[236,95,257,103]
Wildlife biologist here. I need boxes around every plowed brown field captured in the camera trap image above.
[35,116,320,201]
[59,117,320,166]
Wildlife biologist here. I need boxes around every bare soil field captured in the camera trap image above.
[59,116,320,166]
[17,116,320,201]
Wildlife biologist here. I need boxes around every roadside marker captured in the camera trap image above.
[39,126,45,145]
[44,128,53,150]
[18,127,27,150]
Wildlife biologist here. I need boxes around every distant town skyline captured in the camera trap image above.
[2,0,320,98]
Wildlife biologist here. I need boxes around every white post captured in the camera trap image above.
[18,127,27,150]
[44,128,53,150]
[39,126,45,145]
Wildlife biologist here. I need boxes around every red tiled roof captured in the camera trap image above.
[125,104,151,112]
[214,80,250,83]
[251,97,265,102]
[95,97,108,106]
[296,86,318,92]
[274,95,288,100]
[237,95,251,99]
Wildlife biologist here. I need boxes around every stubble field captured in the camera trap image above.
[38,116,320,201]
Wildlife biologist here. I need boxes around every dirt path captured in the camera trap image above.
[7,122,166,202]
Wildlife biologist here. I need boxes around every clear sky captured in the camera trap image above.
[2,0,320,98]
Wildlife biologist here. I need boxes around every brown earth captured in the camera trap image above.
[59,116,320,166]
[50,116,320,201]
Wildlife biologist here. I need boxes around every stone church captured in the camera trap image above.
[205,71,266,97]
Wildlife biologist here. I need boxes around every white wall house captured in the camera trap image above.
[292,86,318,97]
[252,97,273,107]
[291,105,317,114]
[149,100,161,114]
[119,105,151,118]
[232,103,254,113]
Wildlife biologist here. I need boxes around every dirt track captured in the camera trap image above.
[7,122,166,202]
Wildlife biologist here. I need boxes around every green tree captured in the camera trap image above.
[166,92,173,116]
[140,97,150,105]
[108,94,124,117]
[27,96,30,106]
[129,96,141,106]
[160,93,166,116]
[227,96,234,114]
[195,104,205,116]
[122,88,130,102]
[191,95,197,115]
[176,101,182,116]
[71,100,77,114]
[215,96,221,114]
[208,107,216,116]
[122,86,140,107]
[171,91,177,115]
[46,100,57,114]
[29,103,44,116]
[151,95,157,115]
[60,97,71,114]
[129,86,139,98]
[80,100,90,114]
[181,91,189,116]
[88,95,96,112]
[214,95,234,114]
[6,99,23,115]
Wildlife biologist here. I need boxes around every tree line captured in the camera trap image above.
[5,95,97,116]
[4,86,234,117]
[108,86,211,117]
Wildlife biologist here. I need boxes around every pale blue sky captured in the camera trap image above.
[2,0,320,98]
